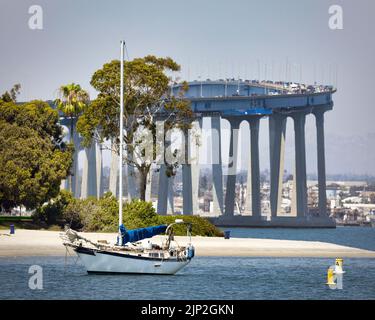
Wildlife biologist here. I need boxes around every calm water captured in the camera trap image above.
[224,226,375,251]
[0,256,374,300]
[0,227,374,300]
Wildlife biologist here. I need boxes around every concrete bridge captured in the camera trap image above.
[60,79,336,228]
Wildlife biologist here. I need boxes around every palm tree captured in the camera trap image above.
[55,83,89,194]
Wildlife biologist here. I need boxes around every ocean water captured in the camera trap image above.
[0,256,374,300]
[0,227,374,300]
[224,226,375,251]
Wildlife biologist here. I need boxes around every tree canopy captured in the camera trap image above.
[78,55,192,146]
[0,100,73,211]
[1,84,21,103]
[77,55,194,200]
[0,100,64,144]
[54,83,89,121]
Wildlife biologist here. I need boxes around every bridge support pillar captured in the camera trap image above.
[71,130,81,198]
[145,166,153,202]
[81,142,98,199]
[182,128,193,215]
[292,113,308,217]
[182,167,193,216]
[211,116,224,215]
[314,110,328,217]
[291,165,297,216]
[182,118,202,215]
[191,119,202,215]
[245,117,261,217]
[109,141,118,197]
[157,164,174,215]
[157,129,174,215]
[224,118,240,216]
[126,147,137,201]
[96,143,104,198]
[269,113,287,218]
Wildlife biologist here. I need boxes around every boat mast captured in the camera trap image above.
[119,40,125,232]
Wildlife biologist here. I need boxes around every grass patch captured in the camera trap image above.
[0,221,62,231]
[0,216,33,222]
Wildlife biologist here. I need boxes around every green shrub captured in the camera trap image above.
[121,199,222,237]
[120,200,222,236]
[158,215,223,237]
[32,193,222,237]
[87,193,118,232]
[34,190,73,225]
[122,199,160,230]
[61,193,118,232]
[62,197,88,230]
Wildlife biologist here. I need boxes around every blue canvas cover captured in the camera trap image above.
[119,224,167,245]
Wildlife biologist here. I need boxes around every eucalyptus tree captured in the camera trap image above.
[77,56,194,201]
[1,84,21,102]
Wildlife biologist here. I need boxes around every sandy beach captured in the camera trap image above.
[0,229,374,258]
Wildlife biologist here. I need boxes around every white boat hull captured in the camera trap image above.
[75,248,191,275]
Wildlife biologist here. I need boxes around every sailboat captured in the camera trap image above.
[61,41,195,275]
[62,220,194,275]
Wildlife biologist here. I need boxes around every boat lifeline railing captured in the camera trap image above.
[60,228,100,249]
[164,219,193,250]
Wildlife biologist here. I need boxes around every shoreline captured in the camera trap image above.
[1,229,375,258]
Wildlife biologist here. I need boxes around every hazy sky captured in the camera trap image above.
[1,0,374,175]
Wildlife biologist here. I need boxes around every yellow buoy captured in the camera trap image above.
[326,267,336,285]
[335,258,345,274]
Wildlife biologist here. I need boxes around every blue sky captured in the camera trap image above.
[1,0,374,175]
